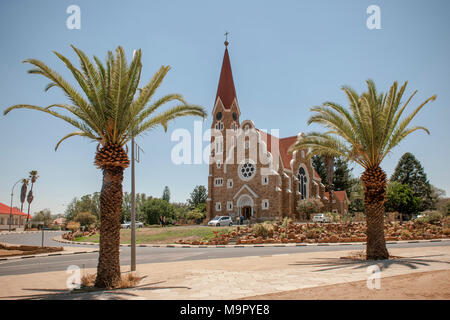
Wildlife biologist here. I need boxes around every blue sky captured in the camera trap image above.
[1,0,449,215]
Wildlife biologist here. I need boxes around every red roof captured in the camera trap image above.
[0,202,28,216]
[258,131,321,180]
[324,191,347,202]
[215,47,237,109]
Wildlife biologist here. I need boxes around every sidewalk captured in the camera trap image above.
[0,246,448,300]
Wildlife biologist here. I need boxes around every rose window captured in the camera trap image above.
[239,162,256,181]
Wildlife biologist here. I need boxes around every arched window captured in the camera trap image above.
[298,167,308,200]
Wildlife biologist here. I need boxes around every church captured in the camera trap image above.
[206,41,345,223]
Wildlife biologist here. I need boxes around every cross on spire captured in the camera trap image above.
[224,31,229,46]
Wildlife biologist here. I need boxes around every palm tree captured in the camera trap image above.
[290,80,436,260]
[4,45,206,287]
[25,171,39,229]
[20,178,29,213]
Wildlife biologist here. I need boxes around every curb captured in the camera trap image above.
[0,249,99,261]
[53,236,450,249]
[0,230,64,235]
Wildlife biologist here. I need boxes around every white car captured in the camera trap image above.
[312,213,331,223]
[121,221,144,229]
[208,216,233,227]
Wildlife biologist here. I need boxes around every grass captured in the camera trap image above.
[77,272,143,290]
[74,225,236,244]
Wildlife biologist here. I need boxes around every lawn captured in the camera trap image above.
[74,225,236,244]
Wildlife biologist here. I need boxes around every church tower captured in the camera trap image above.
[207,39,241,220]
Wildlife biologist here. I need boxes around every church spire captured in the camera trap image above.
[215,38,237,109]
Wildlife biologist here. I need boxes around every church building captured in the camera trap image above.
[206,41,332,223]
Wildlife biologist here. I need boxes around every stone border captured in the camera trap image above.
[53,235,450,249]
[0,249,99,261]
[0,230,64,235]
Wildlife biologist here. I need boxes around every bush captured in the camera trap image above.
[297,198,324,220]
[186,204,206,224]
[416,211,444,225]
[66,221,80,233]
[324,212,340,223]
[74,211,97,228]
[281,217,292,228]
[253,223,274,238]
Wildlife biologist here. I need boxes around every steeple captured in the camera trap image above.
[215,40,237,109]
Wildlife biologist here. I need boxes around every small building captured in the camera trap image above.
[0,202,28,230]
[323,191,349,215]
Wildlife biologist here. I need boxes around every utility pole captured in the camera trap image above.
[130,137,144,272]
[130,49,144,272]
[131,137,136,271]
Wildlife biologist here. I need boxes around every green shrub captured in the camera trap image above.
[253,223,274,238]
[416,211,444,225]
[281,217,292,228]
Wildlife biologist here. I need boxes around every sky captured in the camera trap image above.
[1,0,449,215]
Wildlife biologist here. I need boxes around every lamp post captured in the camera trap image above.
[9,179,23,232]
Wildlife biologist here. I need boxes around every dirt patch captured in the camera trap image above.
[242,269,450,300]
[0,243,63,257]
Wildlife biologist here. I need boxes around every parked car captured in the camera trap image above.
[208,216,233,227]
[121,221,144,229]
[312,213,331,223]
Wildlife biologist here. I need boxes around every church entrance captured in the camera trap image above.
[236,194,254,222]
[241,206,252,220]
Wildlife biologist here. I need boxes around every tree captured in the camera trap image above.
[187,185,207,208]
[162,186,171,202]
[25,170,39,229]
[290,79,436,260]
[390,152,433,210]
[297,198,324,220]
[4,45,206,288]
[349,177,365,213]
[65,193,100,221]
[141,198,175,225]
[312,155,327,185]
[332,157,353,195]
[31,209,52,227]
[173,202,190,223]
[74,211,97,228]
[122,192,149,222]
[187,203,207,223]
[19,179,29,214]
[385,182,421,219]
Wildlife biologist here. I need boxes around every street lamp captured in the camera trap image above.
[9,179,23,232]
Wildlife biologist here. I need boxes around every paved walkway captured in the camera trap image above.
[0,246,448,300]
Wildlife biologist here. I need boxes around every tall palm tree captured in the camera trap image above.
[25,171,39,229]
[4,45,206,287]
[20,178,29,213]
[19,178,29,227]
[290,80,436,260]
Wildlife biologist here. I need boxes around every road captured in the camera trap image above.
[1,231,449,276]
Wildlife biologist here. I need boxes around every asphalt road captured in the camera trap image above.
[1,231,449,276]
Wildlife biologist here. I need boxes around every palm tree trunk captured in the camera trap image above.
[95,165,124,288]
[25,185,34,230]
[361,166,389,260]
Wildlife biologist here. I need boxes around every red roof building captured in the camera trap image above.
[0,202,28,230]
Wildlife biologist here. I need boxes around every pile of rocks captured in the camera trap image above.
[62,228,98,241]
[176,219,449,245]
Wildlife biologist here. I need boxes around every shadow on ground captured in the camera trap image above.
[1,280,192,300]
[289,254,450,272]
